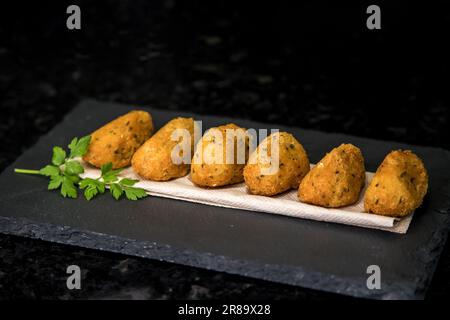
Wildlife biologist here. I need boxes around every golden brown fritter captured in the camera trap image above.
[364,150,428,217]
[298,143,366,208]
[83,110,153,169]
[191,123,249,187]
[243,132,310,196]
[132,117,195,181]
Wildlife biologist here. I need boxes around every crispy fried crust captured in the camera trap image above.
[191,123,249,187]
[298,143,366,208]
[83,110,153,169]
[364,150,428,217]
[131,117,195,181]
[243,132,310,196]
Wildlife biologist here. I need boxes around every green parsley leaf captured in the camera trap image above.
[101,162,113,176]
[61,176,77,198]
[119,178,138,187]
[110,183,123,200]
[52,147,66,166]
[39,165,60,177]
[68,137,78,153]
[84,185,99,201]
[100,162,124,183]
[65,161,84,175]
[80,178,105,193]
[109,169,124,176]
[48,175,63,190]
[64,172,81,184]
[101,164,124,183]
[102,174,119,183]
[79,177,93,189]
[124,187,148,201]
[68,135,91,158]
[79,178,106,200]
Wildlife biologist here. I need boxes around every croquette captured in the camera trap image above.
[364,150,428,217]
[132,117,195,181]
[298,143,366,208]
[83,110,153,169]
[191,123,249,187]
[244,132,310,196]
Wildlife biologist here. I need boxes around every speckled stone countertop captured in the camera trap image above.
[0,1,449,299]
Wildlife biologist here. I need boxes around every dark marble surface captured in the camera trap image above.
[1,0,449,299]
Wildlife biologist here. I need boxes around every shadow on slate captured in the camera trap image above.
[1,99,450,300]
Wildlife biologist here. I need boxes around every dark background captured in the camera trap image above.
[0,0,449,299]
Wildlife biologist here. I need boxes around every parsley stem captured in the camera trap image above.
[14,168,42,175]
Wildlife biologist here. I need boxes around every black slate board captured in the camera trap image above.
[1,99,450,300]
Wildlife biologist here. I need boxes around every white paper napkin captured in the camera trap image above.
[81,163,413,234]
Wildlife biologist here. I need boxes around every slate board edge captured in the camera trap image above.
[1,98,450,300]
[0,215,420,300]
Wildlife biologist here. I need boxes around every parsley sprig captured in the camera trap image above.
[14,135,148,201]
[14,136,91,198]
[79,162,147,201]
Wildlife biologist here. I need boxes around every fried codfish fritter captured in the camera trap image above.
[131,117,195,181]
[83,110,153,169]
[191,123,249,187]
[364,150,428,217]
[298,143,366,208]
[243,132,310,196]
